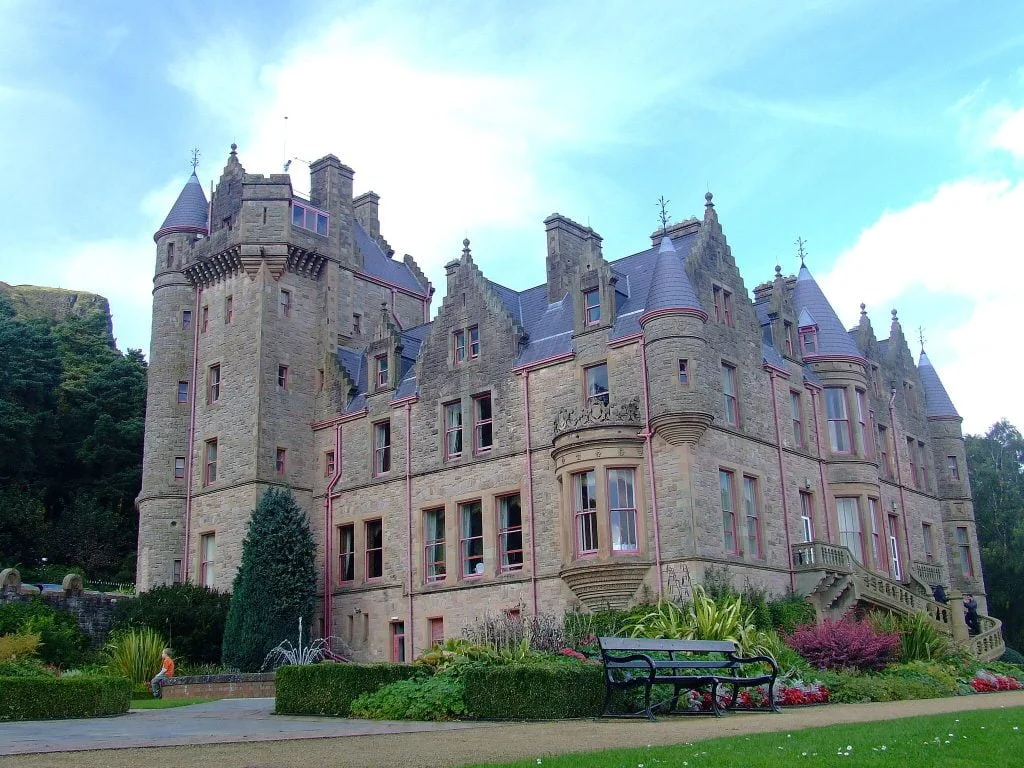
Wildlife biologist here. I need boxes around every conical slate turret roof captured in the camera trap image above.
[792,265,862,358]
[154,172,209,241]
[918,350,960,419]
[642,235,705,318]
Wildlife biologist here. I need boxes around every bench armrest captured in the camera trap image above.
[604,653,657,680]
[729,655,779,672]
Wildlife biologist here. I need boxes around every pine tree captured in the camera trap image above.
[221,487,317,671]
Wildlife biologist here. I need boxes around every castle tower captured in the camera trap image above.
[136,171,208,589]
[919,350,985,605]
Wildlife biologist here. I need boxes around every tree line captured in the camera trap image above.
[0,292,146,581]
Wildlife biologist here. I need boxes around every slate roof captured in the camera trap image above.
[791,265,863,359]
[918,350,960,419]
[353,221,429,295]
[155,172,208,239]
[644,235,704,315]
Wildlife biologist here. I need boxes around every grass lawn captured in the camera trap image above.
[469,706,1024,767]
[130,697,218,710]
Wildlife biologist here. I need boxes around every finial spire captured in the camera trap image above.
[190,148,201,173]
[462,238,471,260]
[230,142,238,156]
[796,236,808,266]
[656,196,671,235]
[704,191,714,207]
[860,302,867,316]
[918,325,926,352]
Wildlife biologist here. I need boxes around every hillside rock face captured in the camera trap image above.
[0,281,113,340]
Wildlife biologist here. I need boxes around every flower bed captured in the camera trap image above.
[969,670,1022,693]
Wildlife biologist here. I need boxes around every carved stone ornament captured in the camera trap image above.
[553,396,642,438]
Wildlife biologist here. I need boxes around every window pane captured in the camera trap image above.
[461,501,484,576]
[837,497,863,563]
[292,205,304,227]
[608,469,637,551]
[585,364,609,405]
[499,495,523,571]
[316,213,329,235]
[574,471,598,554]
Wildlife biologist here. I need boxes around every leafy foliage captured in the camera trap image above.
[0,632,40,661]
[113,583,230,665]
[0,292,146,579]
[966,419,1024,650]
[0,675,132,721]
[351,672,466,721]
[786,618,899,672]
[0,600,90,668]
[104,627,165,684]
[275,662,421,716]
[868,610,949,663]
[222,488,316,671]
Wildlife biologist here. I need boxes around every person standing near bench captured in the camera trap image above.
[151,648,175,698]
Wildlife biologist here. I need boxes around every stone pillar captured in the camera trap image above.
[948,589,969,644]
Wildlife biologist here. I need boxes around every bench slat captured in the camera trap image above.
[598,637,738,654]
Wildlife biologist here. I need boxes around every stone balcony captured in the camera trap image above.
[552,396,643,445]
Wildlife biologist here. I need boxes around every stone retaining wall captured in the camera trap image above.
[161,673,275,700]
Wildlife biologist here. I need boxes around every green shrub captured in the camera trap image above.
[351,672,466,720]
[462,662,604,719]
[816,670,897,703]
[0,658,55,678]
[0,632,40,660]
[0,675,131,720]
[0,601,90,668]
[114,583,231,666]
[275,662,421,715]
[999,647,1024,666]
[883,661,959,698]
[767,594,816,633]
[104,627,165,684]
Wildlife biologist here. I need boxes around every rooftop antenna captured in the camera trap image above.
[190,148,200,173]
[657,196,671,235]
[282,116,289,172]
[795,236,808,266]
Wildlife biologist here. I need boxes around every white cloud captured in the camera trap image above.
[820,175,1024,434]
[991,106,1024,158]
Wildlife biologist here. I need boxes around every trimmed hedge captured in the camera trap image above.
[0,675,132,721]
[275,663,422,715]
[462,663,604,719]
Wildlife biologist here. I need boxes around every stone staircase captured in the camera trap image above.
[792,541,1005,662]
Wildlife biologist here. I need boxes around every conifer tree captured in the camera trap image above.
[221,487,316,671]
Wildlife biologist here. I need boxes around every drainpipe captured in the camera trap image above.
[405,402,415,658]
[768,371,796,592]
[522,370,539,615]
[638,342,664,596]
[888,391,912,579]
[183,284,202,582]
[809,388,832,541]
[323,422,343,638]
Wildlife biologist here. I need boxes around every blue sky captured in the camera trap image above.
[1,0,1023,433]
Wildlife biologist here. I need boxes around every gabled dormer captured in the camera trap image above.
[753,265,800,361]
[883,309,925,420]
[365,302,403,395]
[790,264,864,364]
[797,308,819,356]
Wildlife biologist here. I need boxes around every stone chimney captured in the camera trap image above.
[354,191,380,238]
[544,214,602,304]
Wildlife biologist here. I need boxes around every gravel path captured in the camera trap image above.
[1,691,1022,768]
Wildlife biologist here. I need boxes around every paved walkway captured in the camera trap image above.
[1,691,1023,768]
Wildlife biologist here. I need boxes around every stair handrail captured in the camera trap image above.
[970,615,1006,662]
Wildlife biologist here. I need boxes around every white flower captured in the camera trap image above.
[802,752,808,756]
[881,745,887,751]
[846,745,853,750]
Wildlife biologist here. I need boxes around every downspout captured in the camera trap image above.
[809,388,832,541]
[888,391,911,579]
[768,370,796,592]
[323,423,343,637]
[638,342,664,596]
[405,402,415,658]
[522,370,539,615]
[183,284,202,582]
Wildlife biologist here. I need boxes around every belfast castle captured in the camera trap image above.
[137,145,991,661]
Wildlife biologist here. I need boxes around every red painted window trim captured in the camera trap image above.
[337,523,355,583]
[497,493,524,572]
[390,620,406,662]
[203,438,218,486]
[177,380,189,404]
[444,400,463,460]
[573,470,599,557]
[201,305,209,333]
[607,467,639,553]
[584,362,609,407]
[825,387,852,454]
[955,526,974,577]
[275,447,286,475]
[423,508,446,583]
[373,420,391,476]
[453,329,466,364]
[459,500,484,578]
[280,289,292,317]
[720,469,738,554]
[742,474,762,559]
[722,362,739,427]
[428,617,444,646]
[278,365,289,390]
[584,289,601,325]
[469,326,480,359]
[173,456,186,480]
[208,364,221,404]
[364,518,384,581]
[375,354,388,389]
[473,393,493,453]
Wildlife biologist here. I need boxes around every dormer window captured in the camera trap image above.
[375,354,389,389]
[584,289,601,325]
[799,327,818,354]
[713,285,734,327]
[292,201,329,236]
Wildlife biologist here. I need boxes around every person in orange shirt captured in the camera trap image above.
[151,648,175,698]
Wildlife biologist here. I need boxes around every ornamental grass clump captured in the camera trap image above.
[785,618,899,672]
[104,627,165,684]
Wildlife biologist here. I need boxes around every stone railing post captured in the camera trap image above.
[948,589,969,644]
